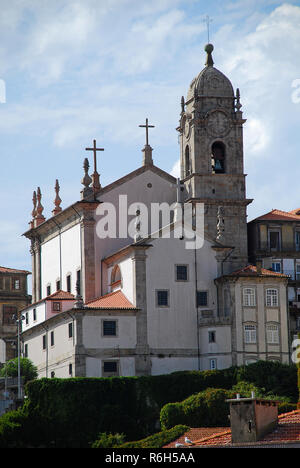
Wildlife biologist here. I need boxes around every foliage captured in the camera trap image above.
[278,402,297,414]
[91,432,125,448]
[0,358,38,384]
[117,425,190,449]
[160,388,235,430]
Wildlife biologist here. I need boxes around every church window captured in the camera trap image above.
[156,290,169,307]
[69,363,73,376]
[208,331,216,343]
[68,322,73,338]
[24,344,28,358]
[111,265,122,285]
[33,308,37,321]
[268,230,280,251]
[266,324,279,344]
[243,288,256,307]
[211,142,226,174]
[42,334,47,350]
[102,320,117,337]
[76,270,81,295]
[102,360,119,377]
[197,291,208,307]
[176,265,188,281]
[244,325,257,344]
[266,289,278,307]
[185,146,191,177]
[66,275,71,293]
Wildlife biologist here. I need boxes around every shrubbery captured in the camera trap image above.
[116,425,190,449]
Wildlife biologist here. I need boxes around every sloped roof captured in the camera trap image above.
[0,266,31,275]
[85,290,136,309]
[251,209,300,222]
[46,290,75,300]
[165,410,300,448]
[225,264,288,278]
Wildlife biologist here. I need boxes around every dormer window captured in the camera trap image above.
[211,142,225,174]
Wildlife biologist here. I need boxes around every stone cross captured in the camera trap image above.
[85,139,104,192]
[139,118,155,147]
[204,15,213,43]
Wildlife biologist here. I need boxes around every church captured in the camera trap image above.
[18,44,290,379]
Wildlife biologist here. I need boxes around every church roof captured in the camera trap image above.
[85,290,136,309]
[250,208,300,222]
[0,266,31,275]
[46,290,75,300]
[164,410,300,448]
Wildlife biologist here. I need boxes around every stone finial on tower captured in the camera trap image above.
[181,96,185,114]
[52,179,62,216]
[74,278,84,309]
[81,158,93,200]
[205,43,214,67]
[35,187,46,227]
[30,190,37,228]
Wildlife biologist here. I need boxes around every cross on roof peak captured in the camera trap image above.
[139,118,155,147]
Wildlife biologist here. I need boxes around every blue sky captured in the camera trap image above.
[0,0,300,274]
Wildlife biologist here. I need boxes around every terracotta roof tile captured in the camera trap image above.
[166,410,300,448]
[47,290,75,300]
[226,265,288,278]
[252,209,300,222]
[85,290,136,309]
[0,266,31,274]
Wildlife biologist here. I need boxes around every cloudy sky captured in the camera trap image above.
[0,0,299,273]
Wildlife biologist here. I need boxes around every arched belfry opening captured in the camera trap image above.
[211,141,226,174]
[185,145,191,177]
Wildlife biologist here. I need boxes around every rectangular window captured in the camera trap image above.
[266,289,279,307]
[176,265,188,281]
[243,288,256,307]
[156,290,169,307]
[244,325,257,344]
[25,312,28,325]
[12,278,20,290]
[24,344,28,358]
[50,331,54,347]
[103,320,117,336]
[269,231,280,251]
[267,324,279,344]
[47,285,51,296]
[296,265,300,281]
[210,359,217,370]
[272,262,281,273]
[103,361,119,377]
[2,305,17,325]
[208,331,216,343]
[66,275,71,293]
[52,302,61,312]
[68,322,73,339]
[296,232,300,251]
[42,334,47,350]
[33,308,37,321]
[197,291,208,307]
[56,280,61,291]
[69,363,73,376]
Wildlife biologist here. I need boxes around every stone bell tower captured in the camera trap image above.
[178,44,252,273]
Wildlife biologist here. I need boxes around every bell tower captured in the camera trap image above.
[178,44,252,272]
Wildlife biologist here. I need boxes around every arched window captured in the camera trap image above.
[185,145,191,177]
[211,141,226,174]
[111,265,122,287]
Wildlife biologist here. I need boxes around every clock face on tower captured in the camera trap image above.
[207,110,230,137]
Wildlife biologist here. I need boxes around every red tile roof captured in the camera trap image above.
[46,290,75,300]
[252,209,300,222]
[225,265,288,278]
[166,410,300,448]
[85,290,136,309]
[0,266,31,274]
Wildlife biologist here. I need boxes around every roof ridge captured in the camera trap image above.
[85,289,121,305]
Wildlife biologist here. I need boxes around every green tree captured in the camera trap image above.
[0,358,38,384]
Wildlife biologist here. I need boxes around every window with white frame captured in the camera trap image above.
[296,264,300,281]
[266,324,279,344]
[243,288,256,307]
[266,289,279,307]
[244,325,257,344]
[272,262,281,273]
[209,358,217,370]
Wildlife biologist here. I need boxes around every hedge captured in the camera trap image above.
[160,388,235,430]
[0,361,297,448]
[115,425,190,449]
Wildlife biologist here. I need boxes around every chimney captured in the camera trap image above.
[226,396,279,444]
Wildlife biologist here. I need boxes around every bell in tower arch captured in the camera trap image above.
[211,141,226,174]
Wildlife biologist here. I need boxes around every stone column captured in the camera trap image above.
[132,246,151,375]
[81,210,96,303]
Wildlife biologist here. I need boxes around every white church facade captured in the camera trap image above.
[19,44,290,378]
